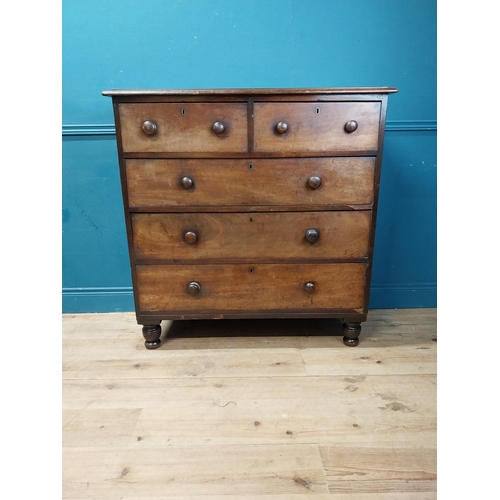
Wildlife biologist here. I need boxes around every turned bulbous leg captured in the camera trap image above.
[342,322,361,347]
[142,323,162,349]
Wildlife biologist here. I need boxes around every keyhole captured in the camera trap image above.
[181,108,186,115]
[249,217,253,222]
[248,163,253,169]
[249,267,254,273]
[316,107,320,114]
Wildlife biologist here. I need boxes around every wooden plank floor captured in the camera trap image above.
[62,308,437,499]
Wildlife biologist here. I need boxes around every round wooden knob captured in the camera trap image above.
[183,231,198,244]
[276,121,289,134]
[141,120,157,136]
[344,120,358,133]
[305,228,320,243]
[212,121,225,134]
[180,176,194,189]
[304,282,315,293]
[307,176,322,190]
[187,281,201,295]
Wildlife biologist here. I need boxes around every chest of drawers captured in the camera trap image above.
[103,87,397,349]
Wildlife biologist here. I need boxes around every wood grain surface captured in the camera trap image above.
[63,308,436,498]
[135,263,367,313]
[125,157,376,209]
[132,211,371,262]
[111,90,393,337]
[119,103,248,153]
[253,102,381,153]
[103,87,398,96]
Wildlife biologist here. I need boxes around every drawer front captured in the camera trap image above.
[136,263,367,312]
[254,101,381,153]
[132,211,371,261]
[126,157,375,209]
[119,103,248,153]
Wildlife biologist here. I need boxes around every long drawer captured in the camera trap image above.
[136,263,367,313]
[132,211,371,261]
[126,157,376,209]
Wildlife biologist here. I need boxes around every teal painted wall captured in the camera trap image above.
[62,0,436,313]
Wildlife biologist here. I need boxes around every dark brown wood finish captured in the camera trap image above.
[361,93,390,316]
[125,157,376,209]
[342,322,362,347]
[131,211,371,262]
[141,323,162,349]
[103,87,398,96]
[119,103,248,153]
[136,263,367,313]
[104,87,397,348]
[253,101,381,153]
[111,100,144,324]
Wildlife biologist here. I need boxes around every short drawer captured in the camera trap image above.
[118,103,248,153]
[132,211,371,261]
[253,101,381,153]
[136,263,367,313]
[126,157,375,209]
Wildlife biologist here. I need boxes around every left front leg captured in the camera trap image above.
[142,323,162,349]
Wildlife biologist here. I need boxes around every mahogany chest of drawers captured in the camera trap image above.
[103,87,397,349]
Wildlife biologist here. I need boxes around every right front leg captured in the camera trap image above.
[342,321,361,347]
